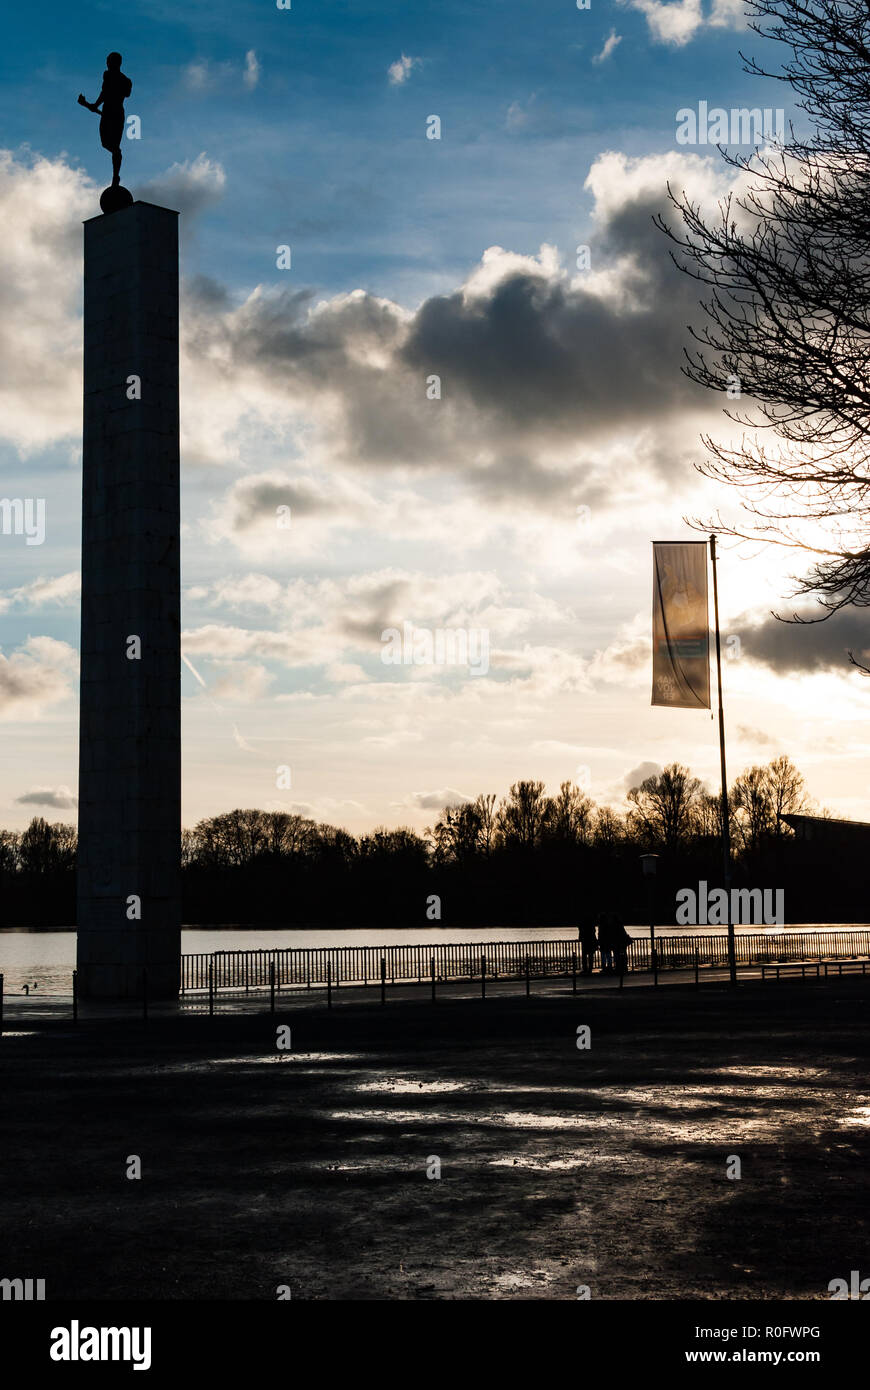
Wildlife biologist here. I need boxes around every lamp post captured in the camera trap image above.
[640,853,659,982]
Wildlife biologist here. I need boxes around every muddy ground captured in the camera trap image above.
[1,976,868,1299]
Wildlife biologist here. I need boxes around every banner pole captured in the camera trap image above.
[710,534,736,987]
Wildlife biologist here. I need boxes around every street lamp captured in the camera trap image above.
[639,853,659,981]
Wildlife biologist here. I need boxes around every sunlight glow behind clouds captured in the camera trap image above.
[0,127,867,826]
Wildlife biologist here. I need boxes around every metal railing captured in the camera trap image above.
[179,928,870,995]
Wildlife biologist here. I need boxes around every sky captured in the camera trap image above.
[2,0,869,835]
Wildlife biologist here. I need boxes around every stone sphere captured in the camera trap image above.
[99,185,134,214]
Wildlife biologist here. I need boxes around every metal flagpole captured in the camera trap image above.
[709,534,736,987]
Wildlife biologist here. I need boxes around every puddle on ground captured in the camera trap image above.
[205,1052,365,1066]
[713,1066,826,1080]
[355,1079,469,1094]
[326,1106,777,1134]
[490,1156,592,1170]
[840,1104,870,1127]
[491,1271,555,1289]
[329,1109,456,1124]
[598,1084,805,1106]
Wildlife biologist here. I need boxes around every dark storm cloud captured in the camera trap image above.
[226,476,351,530]
[624,760,661,791]
[738,609,870,673]
[185,275,233,312]
[15,786,78,809]
[182,161,718,504]
[399,266,701,436]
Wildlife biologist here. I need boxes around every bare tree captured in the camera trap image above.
[0,829,20,873]
[427,802,484,863]
[474,793,498,855]
[593,805,625,850]
[17,818,76,873]
[732,765,775,853]
[544,781,596,845]
[764,753,809,836]
[657,0,870,659]
[496,780,549,850]
[628,764,703,852]
[695,790,726,842]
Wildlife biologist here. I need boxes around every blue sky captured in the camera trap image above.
[3,0,794,297]
[4,1,865,837]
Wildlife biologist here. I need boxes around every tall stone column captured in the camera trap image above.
[76,201,181,998]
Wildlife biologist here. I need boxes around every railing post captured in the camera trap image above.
[208,959,214,1017]
[269,960,275,1014]
[525,954,530,997]
[72,968,78,1024]
[327,961,332,1009]
[481,954,486,1000]
[694,949,699,990]
[380,956,386,1006]
[652,947,658,987]
[430,956,436,1004]
[571,952,577,994]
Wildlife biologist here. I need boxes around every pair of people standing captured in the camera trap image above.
[578,909,631,975]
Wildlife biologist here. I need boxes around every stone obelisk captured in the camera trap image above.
[76,200,181,998]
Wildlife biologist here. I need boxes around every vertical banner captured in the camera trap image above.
[652,541,711,709]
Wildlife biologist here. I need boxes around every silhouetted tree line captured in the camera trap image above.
[0,818,77,926]
[2,755,866,926]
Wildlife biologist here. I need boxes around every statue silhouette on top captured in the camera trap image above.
[78,53,134,213]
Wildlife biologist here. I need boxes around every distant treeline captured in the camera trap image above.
[2,755,865,926]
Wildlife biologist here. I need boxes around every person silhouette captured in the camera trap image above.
[77,53,132,188]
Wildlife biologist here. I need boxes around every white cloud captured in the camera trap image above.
[624,760,661,791]
[201,469,379,557]
[625,0,744,45]
[183,57,257,92]
[244,50,260,90]
[505,97,537,130]
[629,0,703,45]
[407,787,471,810]
[709,0,747,27]
[135,153,226,219]
[593,29,623,63]
[0,153,94,452]
[0,571,79,614]
[184,60,211,91]
[210,661,274,702]
[0,637,77,720]
[388,54,421,85]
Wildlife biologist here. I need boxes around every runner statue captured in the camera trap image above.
[78,54,134,212]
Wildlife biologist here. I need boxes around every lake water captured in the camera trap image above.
[1,923,867,995]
